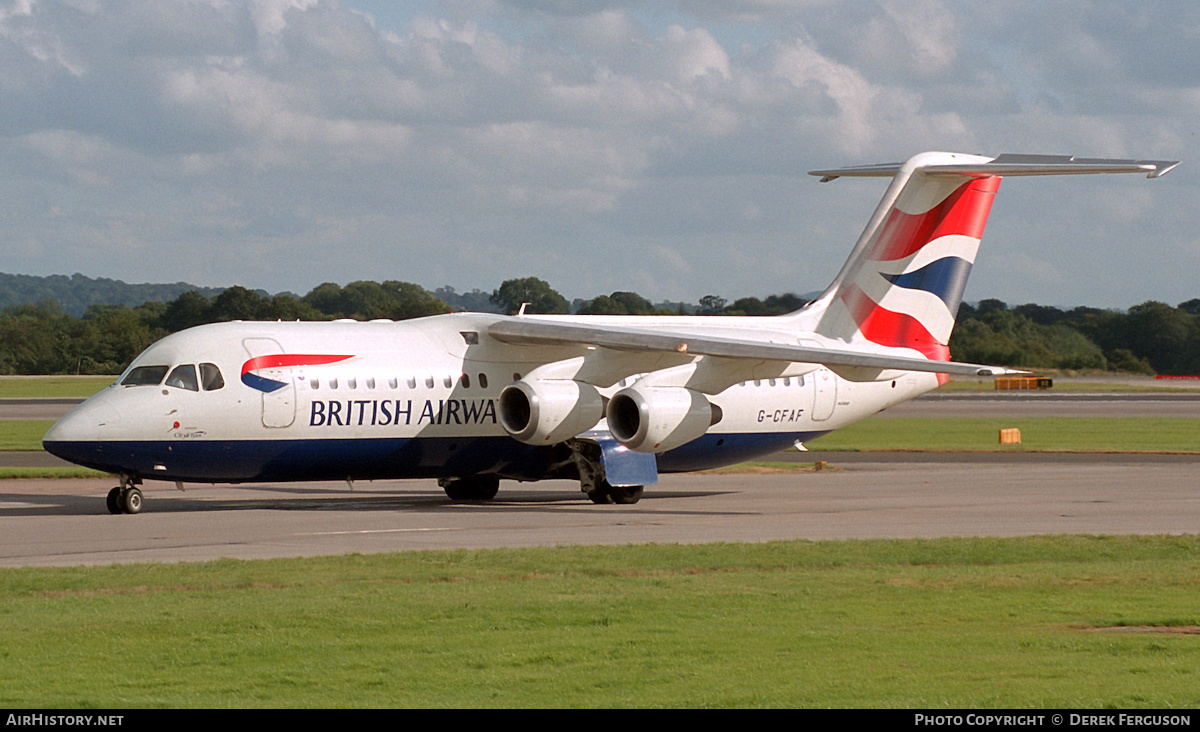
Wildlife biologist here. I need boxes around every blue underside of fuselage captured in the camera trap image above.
[42,431,828,484]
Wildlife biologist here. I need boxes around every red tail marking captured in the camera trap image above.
[841,284,951,363]
[872,177,999,262]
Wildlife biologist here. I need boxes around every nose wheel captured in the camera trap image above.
[106,479,144,515]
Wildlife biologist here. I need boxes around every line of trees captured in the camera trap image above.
[1,277,1198,376]
[950,298,1200,376]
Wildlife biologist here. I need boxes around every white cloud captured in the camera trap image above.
[0,0,1192,307]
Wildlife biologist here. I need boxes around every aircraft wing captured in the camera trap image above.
[487,318,1024,378]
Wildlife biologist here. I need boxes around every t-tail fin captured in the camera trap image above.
[799,152,1179,367]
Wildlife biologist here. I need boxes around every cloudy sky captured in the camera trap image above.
[1,0,1196,309]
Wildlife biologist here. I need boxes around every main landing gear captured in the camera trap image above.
[439,475,501,501]
[572,444,644,505]
[106,477,143,515]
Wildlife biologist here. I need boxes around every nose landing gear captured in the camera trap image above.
[106,477,144,515]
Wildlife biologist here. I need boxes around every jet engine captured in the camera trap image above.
[498,379,605,444]
[606,385,721,453]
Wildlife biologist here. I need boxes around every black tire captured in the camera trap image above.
[122,487,143,515]
[585,482,643,505]
[586,487,614,504]
[442,476,500,501]
[609,484,644,505]
[106,487,122,515]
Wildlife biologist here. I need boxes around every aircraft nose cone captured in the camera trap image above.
[42,401,121,462]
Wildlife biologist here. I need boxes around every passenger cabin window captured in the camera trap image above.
[479,373,488,389]
[200,363,224,391]
[165,364,199,391]
[461,374,470,388]
[122,365,169,386]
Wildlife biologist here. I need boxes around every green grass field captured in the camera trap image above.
[0,376,113,399]
[2,536,1198,708]
[806,417,1200,453]
[0,420,56,451]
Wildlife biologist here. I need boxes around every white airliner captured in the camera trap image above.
[43,152,1178,514]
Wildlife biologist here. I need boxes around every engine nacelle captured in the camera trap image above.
[606,385,720,453]
[498,379,605,445]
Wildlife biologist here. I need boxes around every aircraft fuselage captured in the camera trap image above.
[43,313,932,484]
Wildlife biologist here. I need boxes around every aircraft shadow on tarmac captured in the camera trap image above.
[0,485,734,517]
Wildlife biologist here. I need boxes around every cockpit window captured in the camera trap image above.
[200,363,225,391]
[121,366,169,386]
[165,364,199,391]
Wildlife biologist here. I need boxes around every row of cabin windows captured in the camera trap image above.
[308,372,491,391]
[741,375,807,388]
[121,364,225,392]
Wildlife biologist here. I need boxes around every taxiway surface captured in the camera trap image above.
[2,454,1198,567]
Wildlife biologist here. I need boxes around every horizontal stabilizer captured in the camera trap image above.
[488,318,1024,378]
[811,154,1180,182]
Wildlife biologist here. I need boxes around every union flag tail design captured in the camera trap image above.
[808,158,999,372]
[828,173,998,362]
[799,152,1178,378]
[801,153,1176,367]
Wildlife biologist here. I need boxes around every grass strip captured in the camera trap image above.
[0,467,111,479]
[0,376,113,399]
[806,417,1200,453]
[1,535,1199,708]
[0,421,56,451]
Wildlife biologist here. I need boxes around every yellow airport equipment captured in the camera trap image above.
[995,376,1053,390]
[999,428,1022,445]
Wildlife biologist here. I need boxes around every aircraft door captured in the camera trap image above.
[812,368,836,422]
[243,338,296,428]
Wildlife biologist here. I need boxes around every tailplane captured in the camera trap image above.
[797,152,1179,365]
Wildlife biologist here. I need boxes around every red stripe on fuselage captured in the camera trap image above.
[241,354,354,375]
[871,176,999,262]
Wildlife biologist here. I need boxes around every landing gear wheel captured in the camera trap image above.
[122,487,144,514]
[572,440,645,505]
[586,486,614,504]
[107,477,144,514]
[440,476,500,501]
[583,478,644,505]
[608,484,644,505]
